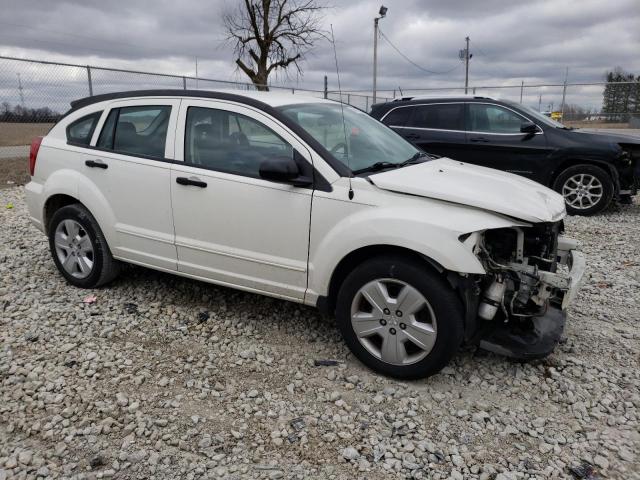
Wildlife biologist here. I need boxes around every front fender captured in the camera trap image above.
[307,195,527,300]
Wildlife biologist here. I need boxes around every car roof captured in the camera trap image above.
[372,95,504,110]
[69,89,333,112]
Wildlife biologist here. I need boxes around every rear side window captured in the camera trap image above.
[66,112,102,145]
[381,107,413,127]
[185,106,293,178]
[97,105,171,158]
[406,104,464,130]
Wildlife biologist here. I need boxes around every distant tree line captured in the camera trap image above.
[602,68,640,121]
[0,102,62,123]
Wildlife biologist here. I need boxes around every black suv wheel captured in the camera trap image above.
[553,164,614,215]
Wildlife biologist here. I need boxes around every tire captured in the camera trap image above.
[335,255,463,379]
[553,164,614,216]
[48,203,120,288]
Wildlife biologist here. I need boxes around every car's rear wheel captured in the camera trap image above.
[48,204,119,288]
[553,164,614,215]
[335,256,463,379]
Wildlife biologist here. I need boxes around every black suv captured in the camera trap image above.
[371,96,639,215]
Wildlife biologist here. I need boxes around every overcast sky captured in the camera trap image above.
[1,0,639,111]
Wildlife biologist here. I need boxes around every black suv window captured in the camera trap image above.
[406,104,463,130]
[468,104,524,133]
[66,112,102,145]
[381,107,412,127]
[185,106,293,178]
[97,105,171,158]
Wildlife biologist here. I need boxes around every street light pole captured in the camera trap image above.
[373,5,387,105]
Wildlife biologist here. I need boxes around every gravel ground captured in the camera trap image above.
[1,187,638,480]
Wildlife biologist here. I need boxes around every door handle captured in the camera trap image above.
[469,137,489,143]
[176,176,207,188]
[404,133,420,140]
[85,160,108,169]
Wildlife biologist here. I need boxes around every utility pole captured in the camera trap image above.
[520,80,524,104]
[195,57,199,89]
[17,73,25,109]
[372,5,388,105]
[538,93,542,112]
[464,36,470,94]
[560,67,568,119]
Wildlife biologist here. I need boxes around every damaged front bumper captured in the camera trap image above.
[478,237,586,360]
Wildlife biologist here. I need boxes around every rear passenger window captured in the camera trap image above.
[406,104,464,131]
[185,106,293,178]
[97,106,171,158]
[66,112,101,146]
[381,107,412,127]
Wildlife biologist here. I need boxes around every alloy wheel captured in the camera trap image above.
[350,278,437,366]
[54,219,95,279]
[562,173,603,210]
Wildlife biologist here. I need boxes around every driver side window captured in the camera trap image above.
[468,104,525,134]
[185,106,293,177]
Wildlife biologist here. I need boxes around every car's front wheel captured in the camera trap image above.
[553,164,614,215]
[48,204,120,288]
[335,256,463,379]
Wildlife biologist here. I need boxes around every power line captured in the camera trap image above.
[378,28,461,75]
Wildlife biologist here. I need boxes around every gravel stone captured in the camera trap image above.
[0,187,639,479]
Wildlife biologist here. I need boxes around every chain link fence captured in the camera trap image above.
[1,55,638,159]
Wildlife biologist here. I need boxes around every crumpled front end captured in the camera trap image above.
[470,221,586,359]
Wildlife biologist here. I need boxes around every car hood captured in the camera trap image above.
[369,158,566,223]
[570,129,640,146]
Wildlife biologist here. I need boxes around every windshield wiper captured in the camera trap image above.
[396,151,430,168]
[353,152,431,175]
[353,161,398,174]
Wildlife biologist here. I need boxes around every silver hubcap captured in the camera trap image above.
[350,278,437,366]
[562,174,603,210]
[54,219,94,279]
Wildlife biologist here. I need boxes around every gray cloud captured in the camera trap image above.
[0,0,638,111]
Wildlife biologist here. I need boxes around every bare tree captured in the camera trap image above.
[224,0,326,90]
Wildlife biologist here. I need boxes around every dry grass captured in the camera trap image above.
[0,123,54,147]
[0,157,29,188]
[564,121,631,129]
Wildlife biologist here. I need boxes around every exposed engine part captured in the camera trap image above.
[478,276,507,320]
[478,223,574,319]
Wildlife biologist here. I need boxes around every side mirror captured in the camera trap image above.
[259,155,312,187]
[520,122,539,134]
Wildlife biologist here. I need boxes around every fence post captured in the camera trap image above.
[348,94,351,105]
[323,76,328,99]
[183,76,187,90]
[86,66,93,96]
[366,96,369,111]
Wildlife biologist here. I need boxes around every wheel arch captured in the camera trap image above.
[43,194,82,235]
[317,244,447,316]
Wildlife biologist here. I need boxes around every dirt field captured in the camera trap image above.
[0,123,54,147]
[564,121,631,129]
[0,158,29,188]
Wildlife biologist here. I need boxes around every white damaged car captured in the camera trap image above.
[25,90,585,378]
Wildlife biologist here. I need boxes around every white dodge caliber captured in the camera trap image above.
[25,90,585,378]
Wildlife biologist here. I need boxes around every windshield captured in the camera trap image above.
[277,103,420,172]
[511,102,567,129]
